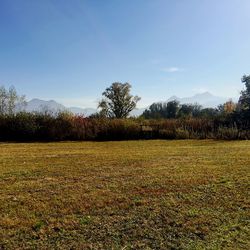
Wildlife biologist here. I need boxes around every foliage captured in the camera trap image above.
[238,74,250,123]
[166,100,179,118]
[98,82,141,118]
[142,100,180,119]
[239,74,250,111]
[0,75,249,141]
[0,85,26,115]
[0,112,249,141]
[223,99,237,114]
[142,101,213,119]
[142,99,239,120]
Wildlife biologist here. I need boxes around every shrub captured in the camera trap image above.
[0,112,248,141]
[217,127,239,140]
[175,128,190,139]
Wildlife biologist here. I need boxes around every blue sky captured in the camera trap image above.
[1,0,250,108]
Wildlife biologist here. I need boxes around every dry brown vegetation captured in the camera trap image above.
[0,140,249,249]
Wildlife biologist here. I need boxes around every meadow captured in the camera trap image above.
[0,140,249,249]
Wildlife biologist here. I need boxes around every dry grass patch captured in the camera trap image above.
[0,140,249,249]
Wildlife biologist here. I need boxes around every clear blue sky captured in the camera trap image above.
[1,0,250,108]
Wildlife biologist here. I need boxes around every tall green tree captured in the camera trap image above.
[239,74,250,111]
[142,102,167,119]
[166,100,179,118]
[98,82,141,118]
[142,100,180,119]
[178,104,194,118]
[237,74,250,125]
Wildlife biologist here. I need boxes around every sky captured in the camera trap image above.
[0,0,250,108]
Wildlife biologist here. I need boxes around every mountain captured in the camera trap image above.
[24,92,236,117]
[25,98,144,117]
[25,99,97,116]
[167,92,231,108]
[26,99,65,112]
[68,107,97,116]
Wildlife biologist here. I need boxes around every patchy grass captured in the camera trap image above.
[0,140,249,249]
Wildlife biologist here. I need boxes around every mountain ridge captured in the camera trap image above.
[25,92,237,117]
[167,92,235,108]
[25,99,97,116]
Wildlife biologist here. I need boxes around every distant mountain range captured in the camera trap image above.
[25,99,97,116]
[167,92,236,108]
[25,93,237,117]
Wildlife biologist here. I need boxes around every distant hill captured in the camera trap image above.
[25,99,97,116]
[24,92,236,117]
[167,92,233,108]
[26,99,65,112]
[25,98,144,117]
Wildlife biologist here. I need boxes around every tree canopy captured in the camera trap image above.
[0,86,26,115]
[98,82,141,118]
[239,74,250,111]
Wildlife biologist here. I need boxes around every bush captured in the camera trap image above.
[175,128,190,139]
[0,113,38,141]
[0,112,248,141]
[96,119,141,140]
[158,129,176,139]
[217,127,239,140]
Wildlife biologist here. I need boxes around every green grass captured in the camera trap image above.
[0,140,249,249]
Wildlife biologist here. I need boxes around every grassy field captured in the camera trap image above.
[0,140,249,249]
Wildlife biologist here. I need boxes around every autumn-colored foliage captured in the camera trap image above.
[0,111,249,141]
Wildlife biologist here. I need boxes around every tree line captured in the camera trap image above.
[0,75,249,141]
